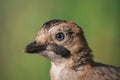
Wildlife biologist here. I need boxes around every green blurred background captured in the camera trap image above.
[0,0,120,80]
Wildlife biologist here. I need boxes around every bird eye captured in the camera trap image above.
[56,32,65,41]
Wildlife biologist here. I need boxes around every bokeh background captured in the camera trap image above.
[0,0,120,80]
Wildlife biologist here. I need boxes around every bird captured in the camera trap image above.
[24,19,120,80]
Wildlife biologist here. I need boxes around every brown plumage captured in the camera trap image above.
[25,19,120,80]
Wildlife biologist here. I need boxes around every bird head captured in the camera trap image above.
[25,19,93,65]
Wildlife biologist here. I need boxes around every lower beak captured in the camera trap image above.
[24,41,47,53]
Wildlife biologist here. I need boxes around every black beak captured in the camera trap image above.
[24,41,47,53]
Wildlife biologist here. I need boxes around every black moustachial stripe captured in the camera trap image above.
[42,19,67,30]
[53,45,71,58]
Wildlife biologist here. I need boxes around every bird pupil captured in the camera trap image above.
[56,32,64,41]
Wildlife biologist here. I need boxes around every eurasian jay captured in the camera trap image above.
[25,19,120,80]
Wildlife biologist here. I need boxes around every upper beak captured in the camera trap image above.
[24,41,47,53]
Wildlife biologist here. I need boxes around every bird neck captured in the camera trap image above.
[72,51,94,71]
